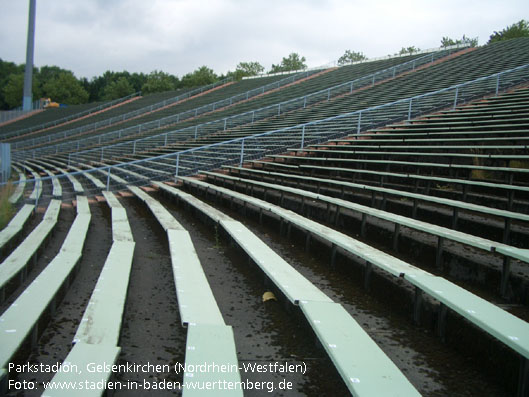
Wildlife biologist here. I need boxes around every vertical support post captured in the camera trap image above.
[164,133,168,146]
[224,118,227,131]
[503,218,511,244]
[303,96,307,108]
[452,207,459,229]
[437,303,448,341]
[408,98,413,121]
[195,125,198,139]
[436,236,444,268]
[453,87,459,109]
[360,213,367,237]
[501,256,511,298]
[251,111,255,124]
[392,223,401,251]
[357,112,362,133]
[23,0,36,111]
[372,75,375,86]
[278,104,281,116]
[327,88,331,101]
[175,153,180,180]
[239,140,245,167]
[413,287,423,325]
[133,141,136,154]
[495,74,500,96]
[330,243,337,268]
[106,167,110,191]
[300,125,306,149]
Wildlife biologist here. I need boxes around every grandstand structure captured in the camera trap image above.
[0,38,528,396]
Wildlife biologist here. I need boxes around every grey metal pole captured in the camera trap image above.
[23,0,37,111]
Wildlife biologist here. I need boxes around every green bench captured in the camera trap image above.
[156,180,420,395]
[0,197,90,370]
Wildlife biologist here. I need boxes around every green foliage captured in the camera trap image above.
[488,20,529,44]
[399,46,421,55]
[441,35,478,47]
[102,76,135,100]
[270,53,307,74]
[0,183,14,230]
[0,59,24,109]
[2,73,24,109]
[337,50,367,66]
[228,61,265,80]
[141,70,177,94]
[181,66,218,88]
[41,71,89,105]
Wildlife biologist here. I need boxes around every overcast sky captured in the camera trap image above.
[0,0,527,80]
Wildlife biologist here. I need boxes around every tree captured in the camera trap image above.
[41,71,89,104]
[270,53,307,74]
[0,59,25,109]
[229,61,264,80]
[337,50,367,66]
[441,35,478,48]
[488,20,529,44]
[2,74,24,109]
[399,46,420,55]
[102,76,135,100]
[2,72,40,109]
[180,66,218,88]
[141,70,177,94]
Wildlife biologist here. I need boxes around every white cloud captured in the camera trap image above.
[0,0,528,79]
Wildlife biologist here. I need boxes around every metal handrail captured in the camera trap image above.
[11,77,234,149]
[2,92,141,139]
[18,48,456,161]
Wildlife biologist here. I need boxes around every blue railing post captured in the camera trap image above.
[496,74,500,96]
[453,87,459,109]
[357,112,362,133]
[239,140,245,167]
[106,167,111,191]
[175,154,180,179]
[301,125,306,149]
[408,99,413,121]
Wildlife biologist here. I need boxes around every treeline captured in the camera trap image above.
[0,64,224,110]
[0,52,309,110]
[1,19,527,110]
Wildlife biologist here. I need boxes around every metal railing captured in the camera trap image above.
[17,48,455,162]
[1,93,141,139]
[13,69,321,156]
[6,62,528,204]
[11,78,234,149]
[0,99,44,125]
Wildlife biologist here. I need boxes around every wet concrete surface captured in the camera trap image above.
[3,199,111,396]
[156,190,350,396]
[0,201,75,311]
[176,183,518,396]
[115,195,185,396]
